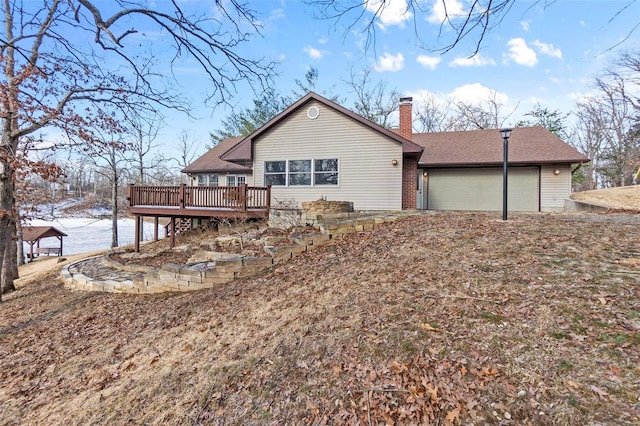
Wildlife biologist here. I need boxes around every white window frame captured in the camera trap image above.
[226,174,247,186]
[313,158,339,186]
[196,174,219,187]
[264,161,287,186]
[263,159,339,187]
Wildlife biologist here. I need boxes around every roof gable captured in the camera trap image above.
[22,226,67,242]
[182,137,252,174]
[412,126,589,166]
[220,92,422,162]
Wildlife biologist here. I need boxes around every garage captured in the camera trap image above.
[426,167,540,211]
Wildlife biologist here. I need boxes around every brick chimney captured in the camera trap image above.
[399,96,413,141]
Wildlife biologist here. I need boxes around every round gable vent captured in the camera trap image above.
[307,106,320,119]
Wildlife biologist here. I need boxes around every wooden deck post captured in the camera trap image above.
[170,217,176,248]
[266,185,272,213]
[242,184,248,211]
[127,184,133,207]
[179,184,186,209]
[134,215,140,252]
[153,217,159,241]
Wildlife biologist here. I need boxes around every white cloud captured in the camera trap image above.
[365,0,412,29]
[448,83,509,106]
[416,54,441,70]
[303,46,324,60]
[412,89,449,109]
[427,0,466,23]
[318,37,328,45]
[373,52,405,72]
[568,91,593,103]
[520,20,531,31]
[449,54,496,67]
[503,38,538,66]
[533,40,562,59]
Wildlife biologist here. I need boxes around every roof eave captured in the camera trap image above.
[221,92,424,162]
[419,159,591,168]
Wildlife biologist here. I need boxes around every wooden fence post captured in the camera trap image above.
[266,185,272,212]
[179,184,186,209]
[242,184,248,211]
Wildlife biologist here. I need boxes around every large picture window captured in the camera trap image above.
[314,159,339,185]
[264,159,338,186]
[289,160,312,186]
[264,161,286,186]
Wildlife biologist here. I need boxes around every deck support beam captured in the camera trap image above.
[134,215,140,253]
[170,217,176,249]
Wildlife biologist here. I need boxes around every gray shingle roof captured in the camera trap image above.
[412,127,589,167]
[181,137,252,174]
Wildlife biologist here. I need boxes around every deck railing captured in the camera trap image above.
[127,184,271,211]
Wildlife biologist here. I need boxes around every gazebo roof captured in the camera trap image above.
[22,226,67,242]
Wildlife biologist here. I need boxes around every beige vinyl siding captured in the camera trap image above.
[540,165,571,212]
[253,100,403,210]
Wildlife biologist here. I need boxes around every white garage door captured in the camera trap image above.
[427,167,539,211]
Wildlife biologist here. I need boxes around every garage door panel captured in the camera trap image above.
[427,167,539,211]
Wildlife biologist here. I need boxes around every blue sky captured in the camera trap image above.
[151,0,640,160]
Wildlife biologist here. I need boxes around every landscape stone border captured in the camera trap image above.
[61,212,422,294]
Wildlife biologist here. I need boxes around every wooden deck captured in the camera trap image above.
[127,184,271,218]
[127,184,271,251]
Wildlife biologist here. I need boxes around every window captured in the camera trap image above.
[264,161,286,186]
[226,175,246,186]
[264,159,339,186]
[314,159,338,185]
[289,160,311,186]
[197,174,218,187]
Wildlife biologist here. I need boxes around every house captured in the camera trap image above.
[183,92,589,213]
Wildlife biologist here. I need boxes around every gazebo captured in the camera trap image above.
[22,226,67,261]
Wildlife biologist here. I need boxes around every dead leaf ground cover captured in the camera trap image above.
[1,212,639,425]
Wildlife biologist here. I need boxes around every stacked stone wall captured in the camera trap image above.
[62,213,420,294]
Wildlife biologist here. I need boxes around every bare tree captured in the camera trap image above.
[173,130,202,183]
[593,74,638,186]
[126,114,164,185]
[449,90,515,130]
[307,0,638,56]
[573,72,639,188]
[574,99,608,190]
[84,131,131,248]
[346,67,400,128]
[0,0,273,297]
[414,93,452,133]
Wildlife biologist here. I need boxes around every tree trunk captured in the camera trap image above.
[16,220,25,266]
[5,220,19,291]
[111,177,118,248]
[0,153,18,295]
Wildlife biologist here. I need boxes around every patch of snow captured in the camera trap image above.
[24,217,159,256]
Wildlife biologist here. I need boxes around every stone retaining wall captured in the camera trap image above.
[301,199,353,214]
[62,213,418,294]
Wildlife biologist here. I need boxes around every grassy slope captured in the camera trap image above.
[1,212,639,425]
[571,185,640,210]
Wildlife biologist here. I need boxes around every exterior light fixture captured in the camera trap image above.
[423,171,428,177]
[391,159,398,166]
[554,169,561,175]
[500,129,512,221]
